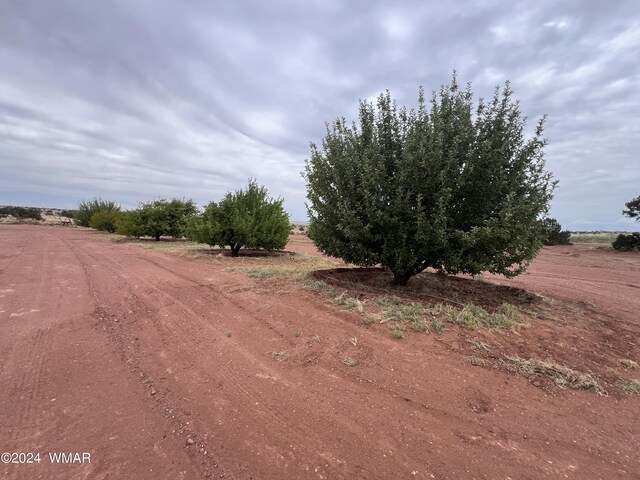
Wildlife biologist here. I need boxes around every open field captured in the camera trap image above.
[1,225,638,479]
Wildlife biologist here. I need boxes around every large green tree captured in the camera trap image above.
[304,74,556,285]
[115,199,197,240]
[186,180,290,256]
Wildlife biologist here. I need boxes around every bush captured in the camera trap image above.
[541,217,571,245]
[186,180,290,256]
[76,198,120,227]
[59,209,78,219]
[116,199,197,241]
[304,74,555,285]
[89,210,121,233]
[612,233,640,251]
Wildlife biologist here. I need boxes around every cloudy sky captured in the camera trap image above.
[0,0,638,230]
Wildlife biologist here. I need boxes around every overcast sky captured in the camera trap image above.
[0,0,638,230]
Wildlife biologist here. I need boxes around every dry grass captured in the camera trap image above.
[501,356,606,395]
[619,359,639,369]
[617,379,640,395]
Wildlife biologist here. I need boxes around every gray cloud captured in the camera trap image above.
[0,0,638,229]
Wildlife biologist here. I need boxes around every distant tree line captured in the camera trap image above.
[0,206,43,221]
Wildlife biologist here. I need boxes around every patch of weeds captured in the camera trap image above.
[444,303,523,332]
[342,357,357,367]
[271,350,287,357]
[227,254,337,280]
[379,302,424,323]
[464,356,491,367]
[391,326,405,339]
[374,295,404,307]
[410,319,428,332]
[431,319,445,334]
[620,359,639,369]
[466,337,491,352]
[349,336,360,347]
[617,379,640,395]
[293,331,301,337]
[225,332,232,337]
[362,314,377,325]
[502,356,606,396]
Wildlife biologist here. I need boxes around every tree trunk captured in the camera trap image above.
[392,273,411,286]
[154,232,161,241]
[230,243,241,257]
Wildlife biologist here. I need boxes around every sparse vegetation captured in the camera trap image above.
[617,379,640,395]
[502,356,606,395]
[342,357,357,367]
[620,359,639,369]
[444,303,524,332]
[466,337,491,352]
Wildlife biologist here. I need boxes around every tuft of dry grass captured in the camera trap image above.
[466,337,492,352]
[502,356,606,396]
[464,356,491,367]
[617,379,640,395]
[620,359,639,369]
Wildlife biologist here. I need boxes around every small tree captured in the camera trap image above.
[541,217,571,245]
[186,180,290,256]
[133,199,198,241]
[304,74,555,285]
[90,210,121,233]
[623,195,640,222]
[76,198,120,227]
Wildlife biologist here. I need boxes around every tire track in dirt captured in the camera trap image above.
[62,238,388,478]
[62,239,530,478]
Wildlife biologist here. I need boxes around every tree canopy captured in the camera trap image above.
[304,74,555,285]
[76,198,120,227]
[623,195,640,222]
[115,198,197,240]
[186,180,290,256]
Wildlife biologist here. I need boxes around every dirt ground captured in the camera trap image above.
[0,225,638,479]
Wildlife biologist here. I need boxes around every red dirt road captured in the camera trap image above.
[1,226,638,479]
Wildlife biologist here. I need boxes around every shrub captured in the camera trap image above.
[304,73,555,285]
[186,179,290,256]
[612,233,640,251]
[76,198,120,227]
[89,210,121,233]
